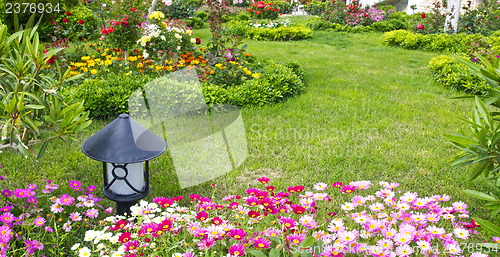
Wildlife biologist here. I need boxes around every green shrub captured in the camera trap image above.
[246,26,312,41]
[306,17,340,31]
[382,29,412,46]
[235,11,251,21]
[428,55,489,94]
[284,60,305,82]
[371,19,407,32]
[195,10,208,21]
[66,74,153,119]
[226,20,251,36]
[271,1,295,14]
[203,62,305,106]
[349,25,373,33]
[185,17,204,29]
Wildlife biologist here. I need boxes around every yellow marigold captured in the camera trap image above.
[137,62,144,68]
[69,71,80,76]
[90,69,98,75]
[128,56,138,62]
[81,56,91,61]
[252,73,260,78]
[191,60,200,65]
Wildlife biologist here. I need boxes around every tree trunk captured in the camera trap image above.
[445,0,462,33]
[148,0,159,17]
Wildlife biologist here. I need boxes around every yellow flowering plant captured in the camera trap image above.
[138,12,197,61]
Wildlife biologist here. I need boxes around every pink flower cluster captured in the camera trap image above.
[74,178,492,257]
[0,170,112,256]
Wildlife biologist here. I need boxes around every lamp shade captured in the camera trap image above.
[82,114,166,163]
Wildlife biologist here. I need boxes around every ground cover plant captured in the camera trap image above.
[2,4,500,257]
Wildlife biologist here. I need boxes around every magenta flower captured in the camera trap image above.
[68,180,81,190]
[341,185,357,194]
[70,212,82,222]
[229,229,247,240]
[0,206,12,212]
[105,207,113,213]
[33,239,43,250]
[33,217,45,227]
[50,203,63,213]
[228,244,245,256]
[124,240,139,252]
[87,185,96,193]
[86,208,99,219]
[253,237,271,249]
[59,194,74,206]
[257,177,270,184]
[44,226,53,233]
[13,188,29,198]
[27,184,38,190]
[1,189,12,197]
[0,225,12,242]
[332,182,343,188]
[417,24,424,30]
[0,176,4,181]
[25,239,35,255]
[287,233,306,245]
[0,212,15,223]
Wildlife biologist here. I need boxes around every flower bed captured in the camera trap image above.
[227,20,312,41]
[70,178,495,257]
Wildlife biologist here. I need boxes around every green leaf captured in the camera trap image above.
[463,190,497,201]
[474,217,500,236]
[269,249,280,257]
[443,134,478,146]
[248,250,268,257]
[475,96,494,129]
[299,236,316,248]
[470,161,490,180]
[37,141,49,159]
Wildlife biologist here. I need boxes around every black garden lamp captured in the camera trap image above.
[82,114,166,215]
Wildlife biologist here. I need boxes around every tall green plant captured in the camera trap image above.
[447,55,500,218]
[0,17,91,158]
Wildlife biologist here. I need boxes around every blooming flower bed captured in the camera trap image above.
[0,164,112,256]
[72,178,495,257]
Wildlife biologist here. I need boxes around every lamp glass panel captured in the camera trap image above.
[106,163,145,195]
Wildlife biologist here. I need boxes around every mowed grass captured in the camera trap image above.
[0,16,493,220]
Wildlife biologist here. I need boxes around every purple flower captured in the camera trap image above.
[33,239,43,250]
[27,184,38,190]
[105,207,113,213]
[496,55,500,58]
[472,58,479,62]
[0,176,4,181]
[0,206,12,212]
[87,185,96,193]
[1,189,12,197]
[0,225,12,242]
[59,194,74,206]
[13,188,29,198]
[25,239,35,255]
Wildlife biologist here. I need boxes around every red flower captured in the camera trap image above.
[279,13,282,15]
[66,11,71,16]
[417,24,424,30]
[248,8,252,11]
[131,7,137,11]
[101,28,108,35]
[195,38,201,45]
[421,13,426,19]
[62,18,67,23]
[256,11,261,14]
[78,19,84,24]
[272,9,275,11]
[107,27,113,33]
[495,16,499,19]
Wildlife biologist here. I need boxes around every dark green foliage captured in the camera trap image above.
[428,55,490,94]
[246,26,312,41]
[202,62,304,106]
[160,0,204,19]
[66,74,153,119]
[371,19,407,32]
[186,17,204,29]
[195,10,208,21]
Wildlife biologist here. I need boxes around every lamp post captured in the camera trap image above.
[82,114,166,215]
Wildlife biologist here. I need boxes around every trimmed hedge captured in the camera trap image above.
[307,17,405,33]
[203,61,305,106]
[382,29,500,53]
[428,55,490,94]
[246,26,312,41]
[68,61,306,118]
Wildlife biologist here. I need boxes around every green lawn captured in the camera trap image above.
[1,16,493,220]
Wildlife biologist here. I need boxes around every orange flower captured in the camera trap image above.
[88,44,93,47]
[96,48,101,52]
[202,60,207,64]
[245,53,251,57]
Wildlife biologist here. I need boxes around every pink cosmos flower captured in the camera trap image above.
[341,185,356,194]
[33,217,45,227]
[287,233,306,244]
[257,177,270,184]
[70,212,82,222]
[44,226,53,233]
[62,222,71,232]
[59,194,74,206]
[0,212,15,223]
[228,244,245,256]
[253,237,271,249]
[86,208,98,219]
[14,188,29,198]
[0,225,12,242]
[50,204,63,213]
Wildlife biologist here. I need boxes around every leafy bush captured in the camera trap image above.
[66,74,153,119]
[185,16,204,29]
[203,61,305,106]
[246,26,312,41]
[303,0,329,16]
[195,9,208,21]
[382,30,500,54]
[428,55,490,94]
[371,19,407,32]
[458,0,500,35]
[271,0,295,14]
[159,0,204,19]
[234,10,252,21]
